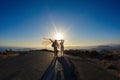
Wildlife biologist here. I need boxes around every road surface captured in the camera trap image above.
[0,51,54,80]
[0,51,119,80]
[42,53,120,80]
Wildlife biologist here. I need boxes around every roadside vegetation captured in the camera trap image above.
[0,49,19,59]
[65,49,120,78]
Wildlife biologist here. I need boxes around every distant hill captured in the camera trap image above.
[94,45,114,51]
[0,44,120,52]
[0,47,35,52]
[92,44,120,54]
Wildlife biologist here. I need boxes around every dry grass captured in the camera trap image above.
[65,49,120,78]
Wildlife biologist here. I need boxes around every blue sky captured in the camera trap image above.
[0,0,120,47]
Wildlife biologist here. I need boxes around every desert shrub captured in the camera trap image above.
[103,53,114,60]
[0,51,19,59]
[105,62,117,69]
[81,50,90,56]
[84,50,90,54]
[89,50,99,57]
[80,50,85,54]
[100,60,117,70]
[64,50,82,56]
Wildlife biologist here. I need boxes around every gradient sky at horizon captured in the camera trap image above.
[0,0,120,48]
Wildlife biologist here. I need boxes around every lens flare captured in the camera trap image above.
[55,33,63,40]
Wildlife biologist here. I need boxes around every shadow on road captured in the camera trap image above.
[41,56,76,80]
[57,57,76,80]
[41,57,56,80]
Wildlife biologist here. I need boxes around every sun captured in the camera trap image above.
[55,33,63,40]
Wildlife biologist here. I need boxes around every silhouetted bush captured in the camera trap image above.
[84,50,89,54]
[64,50,82,56]
[89,50,99,57]
[103,53,120,60]
[101,60,117,70]
[103,54,114,60]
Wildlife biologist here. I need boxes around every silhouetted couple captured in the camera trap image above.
[49,39,64,57]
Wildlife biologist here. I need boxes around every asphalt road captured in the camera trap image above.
[0,51,54,80]
[41,53,76,80]
[42,53,120,80]
[0,51,119,80]
[67,55,120,80]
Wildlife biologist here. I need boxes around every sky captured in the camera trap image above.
[0,0,120,48]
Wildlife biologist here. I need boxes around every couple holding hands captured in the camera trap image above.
[49,39,64,56]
